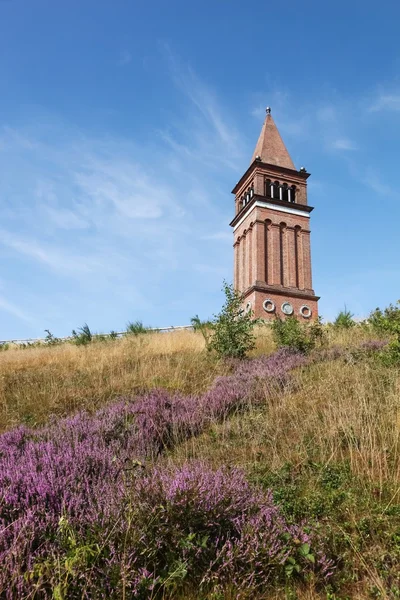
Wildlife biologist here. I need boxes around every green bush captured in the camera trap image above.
[369,301,400,364]
[369,301,400,336]
[71,323,93,346]
[208,282,258,359]
[44,330,62,346]
[333,307,355,329]
[126,320,150,336]
[271,315,324,354]
[190,315,213,346]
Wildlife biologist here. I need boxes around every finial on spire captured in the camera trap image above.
[266,106,271,115]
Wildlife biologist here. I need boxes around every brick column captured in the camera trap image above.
[241,235,246,292]
[264,220,271,284]
[287,227,297,288]
[253,171,264,196]
[271,223,281,285]
[234,242,239,290]
[255,221,266,283]
[248,227,253,288]
[295,227,304,289]
[281,224,290,287]
[302,230,312,290]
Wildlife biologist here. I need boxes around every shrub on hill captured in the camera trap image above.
[271,315,324,354]
[207,281,258,359]
[71,323,93,345]
[369,300,400,364]
[333,307,355,329]
[126,320,151,335]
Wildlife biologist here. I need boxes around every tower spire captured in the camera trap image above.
[251,107,296,170]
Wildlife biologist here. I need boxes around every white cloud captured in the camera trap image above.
[331,138,357,151]
[364,173,394,197]
[0,229,102,274]
[163,45,245,170]
[369,93,400,112]
[317,105,337,123]
[0,295,35,328]
[116,50,132,66]
[202,231,232,242]
[251,104,265,120]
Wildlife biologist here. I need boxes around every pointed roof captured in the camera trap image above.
[251,108,296,170]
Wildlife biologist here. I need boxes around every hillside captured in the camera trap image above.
[0,325,399,599]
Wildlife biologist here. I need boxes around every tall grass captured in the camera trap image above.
[0,322,396,597]
[0,330,226,432]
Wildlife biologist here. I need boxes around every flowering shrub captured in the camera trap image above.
[1,343,386,597]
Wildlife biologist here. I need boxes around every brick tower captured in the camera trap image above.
[230,107,319,320]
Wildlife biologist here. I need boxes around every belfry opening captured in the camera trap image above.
[230,108,319,320]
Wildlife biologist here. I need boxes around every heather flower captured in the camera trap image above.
[0,346,345,598]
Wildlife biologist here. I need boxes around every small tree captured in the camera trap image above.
[334,307,355,329]
[71,323,93,346]
[369,300,400,364]
[126,320,149,336]
[271,315,324,354]
[208,281,257,359]
[190,315,213,346]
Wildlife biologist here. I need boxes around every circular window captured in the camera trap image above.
[300,305,312,319]
[281,302,294,316]
[263,298,275,313]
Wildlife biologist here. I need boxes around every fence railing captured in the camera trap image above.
[0,325,193,346]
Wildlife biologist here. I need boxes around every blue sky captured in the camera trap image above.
[1,0,400,338]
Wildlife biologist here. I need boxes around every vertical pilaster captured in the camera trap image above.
[302,230,312,290]
[241,234,246,292]
[271,223,281,285]
[287,227,297,288]
[281,224,290,287]
[264,220,270,284]
[296,229,305,289]
[248,227,253,288]
[234,242,239,290]
[253,171,264,196]
[255,221,265,283]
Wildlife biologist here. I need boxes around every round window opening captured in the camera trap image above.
[281,302,294,316]
[263,298,275,313]
[300,305,312,319]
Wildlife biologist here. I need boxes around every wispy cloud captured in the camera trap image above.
[363,173,394,196]
[369,93,400,112]
[201,231,232,242]
[162,44,245,170]
[0,57,240,335]
[116,50,132,66]
[331,138,357,151]
[0,295,35,328]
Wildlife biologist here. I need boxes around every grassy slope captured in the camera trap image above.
[1,325,398,598]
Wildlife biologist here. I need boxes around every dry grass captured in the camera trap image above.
[172,355,400,484]
[169,347,400,599]
[0,322,397,597]
[0,330,229,432]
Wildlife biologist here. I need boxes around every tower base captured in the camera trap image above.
[242,283,320,321]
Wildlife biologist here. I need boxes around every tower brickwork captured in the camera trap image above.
[230,108,319,321]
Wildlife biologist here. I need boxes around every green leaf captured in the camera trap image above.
[299,542,310,556]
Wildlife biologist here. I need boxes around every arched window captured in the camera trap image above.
[290,185,296,203]
[273,181,280,199]
[250,185,254,199]
[265,179,271,197]
[282,183,289,202]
